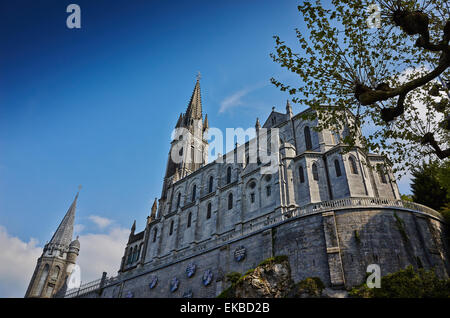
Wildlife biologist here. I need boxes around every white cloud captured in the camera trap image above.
[76,226,129,283]
[0,226,42,297]
[74,224,85,235]
[219,88,253,113]
[88,215,113,230]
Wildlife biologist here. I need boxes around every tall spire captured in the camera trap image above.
[185,76,203,122]
[48,192,78,248]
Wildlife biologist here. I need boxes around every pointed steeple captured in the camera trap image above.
[175,113,183,128]
[130,220,136,234]
[48,192,78,248]
[184,77,202,122]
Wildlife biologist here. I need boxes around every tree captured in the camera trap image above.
[271,0,449,174]
[410,161,448,210]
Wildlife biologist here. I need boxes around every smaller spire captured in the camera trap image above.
[175,113,183,128]
[255,117,261,130]
[151,198,157,218]
[203,114,209,132]
[286,99,293,118]
[130,220,136,235]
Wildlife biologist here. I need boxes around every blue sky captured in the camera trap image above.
[0,0,412,296]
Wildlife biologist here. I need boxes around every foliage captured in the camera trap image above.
[411,160,449,211]
[271,0,450,174]
[257,255,289,267]
[401,194,413,201]
[350,265,450,297]
[225,272,242,285]
[290,277,325,297]
[394,212,409,242]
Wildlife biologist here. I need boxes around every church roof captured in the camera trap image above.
[48,192,78,248]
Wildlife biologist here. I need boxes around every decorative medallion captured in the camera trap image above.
[202,269,213,286]
[170,277,179,292]
[186,262,196,278]
[125,291,134,298]
[234,246,246,262]
[183,289,193,298]
[149,275,158,289]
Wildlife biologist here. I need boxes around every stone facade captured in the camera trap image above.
[67,79,449,298]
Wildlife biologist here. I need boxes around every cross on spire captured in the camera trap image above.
[196,71,201,81]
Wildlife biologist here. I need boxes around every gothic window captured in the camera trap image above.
[266,185,271,197]
[334,159,342,177]
[250,193,255,203]
[378,165,387,184]
[132,246,138,262]
[153,228,157,242]
[176,192,181,209]
[187,212,192,228]
[304,126,312,150]
[246,155,249,166]
[169,220,174,236]
[312,163,319,181]
[207,203,212,219]
[127,247,133,264]
[226,167,232,184]
[179,147,183,156]
[137,244,143,261]
[208,176,214,193]
[36,264,49,296]
[228,193,233,210]
[299,166,305,183]
[192,185,197,202]
[349,155,358,174]
[51,266,60,280]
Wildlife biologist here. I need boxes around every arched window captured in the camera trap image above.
[36,264,49,296]
[228,193,233,210]
[299,166,305,183]
[349,155,358,174]
[304,126,312,150]
[312,163,319,181]
[153,228,157,242]
[137,244,143,261]
[192,185,196,202]
[378,165,387,184]
[207,203,212,219]
[51,266,60,280]
[266,185,271,197]
[226,166,232,184]
[179,147,183,156]
[176,192,181,208]
[127,247,133,264]
[334,159,342,177]
[187,212,192,228]
[132,246,138,262]
[208,176,214,193]
[169,220,174,236]
[250,193,255,203]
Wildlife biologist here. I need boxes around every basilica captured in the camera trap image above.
[26,78,449,298]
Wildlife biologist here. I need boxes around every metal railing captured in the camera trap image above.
[64,278,103,298]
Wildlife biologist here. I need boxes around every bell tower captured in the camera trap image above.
[25,192,81,298]
[161,75,209,199]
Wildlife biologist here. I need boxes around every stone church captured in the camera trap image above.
[26,78,449,298]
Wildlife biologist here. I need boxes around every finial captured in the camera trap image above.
[196,71,201,81]
[272,106,275,112]
[76,235,79,240]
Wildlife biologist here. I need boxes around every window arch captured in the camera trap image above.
[349,155,358,174]
[312,163,319,181]
[36,264,49,296]
[153,228,158,242]
[226,166,232,184]
[299,166,305,183]
[228,193,233,210]
[304,126,312,150]
[176,192,181,209]
[334,159,342,177]
[187,212,192,228]
[207,203,212,219]
[208,176,214,193]
[192,185,197,202]
[378,165,387,183]
[51,266,60,280]
[169,220,174,236]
